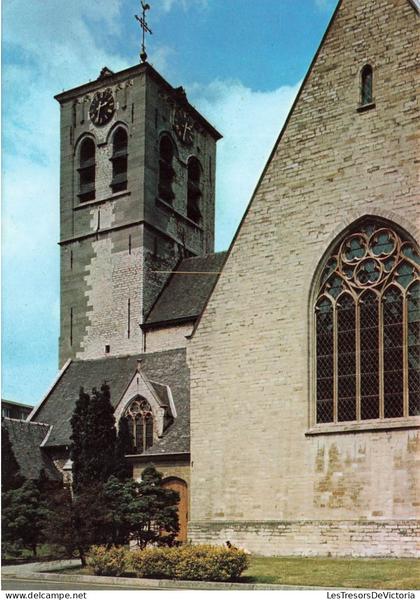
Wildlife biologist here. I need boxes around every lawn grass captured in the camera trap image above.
[53,556,420,589]
[243,556,420,589]
[2,544,67,565]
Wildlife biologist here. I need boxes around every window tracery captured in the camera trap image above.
[78,137,96,201]
[124,397,154,453]
[315,221,420,424]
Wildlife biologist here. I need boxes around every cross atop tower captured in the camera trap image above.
[135,2,152,63]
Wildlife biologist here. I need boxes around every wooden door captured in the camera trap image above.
[163,478,188,542]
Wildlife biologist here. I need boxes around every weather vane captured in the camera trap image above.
[135,2,152,63]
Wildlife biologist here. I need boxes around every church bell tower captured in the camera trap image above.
[55,21,222,366]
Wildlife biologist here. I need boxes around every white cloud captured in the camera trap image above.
[189,79,300,249]
[2,0,129,404]
[159,0,208,12]
[1,0,300,404]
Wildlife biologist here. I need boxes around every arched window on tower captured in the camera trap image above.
[314,221,420,424]
[124,397,154,453]
[187,157,202,224]
[361,64,373,106]
[110,127,128,193]
[78,137,96,202]
[158,135,175,203]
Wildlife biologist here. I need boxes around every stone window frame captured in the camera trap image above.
[309,218,420,434]
[77,135,96,202]
[187,156,203,224]
[158,133,177,204]
[357,64,375,113]
[124,395,154,453]
[110,125,128,194]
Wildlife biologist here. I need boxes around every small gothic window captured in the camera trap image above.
[110,127,128,194]
[187,157,202,223]
[78,138,96,202]
[124,397,154,453]
[315,221,420,424]
[158,135,175,202]
[361,64,373,106]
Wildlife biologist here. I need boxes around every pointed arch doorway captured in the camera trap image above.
[162,477,188,542]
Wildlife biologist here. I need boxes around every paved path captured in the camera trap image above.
[1,559,333,591]
[2,577,162,591]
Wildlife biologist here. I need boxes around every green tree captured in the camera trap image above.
[43,484,108,566]
[1,422,25,492]
[114,416,132,481]
[70,387,90,492]
[2,480,46,557]
[130,465,179,549]
[71,383,119,491]
[83,383,117,485]
[102,476,136,546]
[102,468,180,549]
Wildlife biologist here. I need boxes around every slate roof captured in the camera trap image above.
[145,252,227,326]
[2,418,61,481]
[30,348,190,455]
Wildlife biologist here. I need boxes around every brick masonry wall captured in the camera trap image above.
[189,520,419,558]
[188,0,420,557]
[145,323,194,353]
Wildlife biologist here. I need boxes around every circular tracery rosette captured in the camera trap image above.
[319,224,420,299]
[126,398,152,418]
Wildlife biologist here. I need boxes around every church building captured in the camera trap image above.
[6,0,419,556]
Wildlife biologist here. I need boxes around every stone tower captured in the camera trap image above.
[55,63,221,366]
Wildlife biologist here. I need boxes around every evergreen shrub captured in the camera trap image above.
[130,547,177,579]
[130,544,249,581]
[87,545,129,576]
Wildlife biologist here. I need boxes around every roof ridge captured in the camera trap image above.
[3,417,50,427]
[180,250,227,261]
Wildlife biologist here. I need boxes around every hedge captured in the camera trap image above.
[87,544,249,581]
[87,545,129,577]
[130,544,249,581]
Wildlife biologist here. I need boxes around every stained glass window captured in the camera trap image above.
[315,221,420,424]
[124,397,154,453]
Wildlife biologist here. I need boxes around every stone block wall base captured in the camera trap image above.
[188,520,420,558]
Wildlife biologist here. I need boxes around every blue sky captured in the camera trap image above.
[2,0,338,406]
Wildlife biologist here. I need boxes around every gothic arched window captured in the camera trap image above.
[111,127,128,193]
[187,157,202,224]
[315,221,420,424]
[124,398,154,453]
[78,137,96,201]
[158,135,175,203]
[361,64,373,106]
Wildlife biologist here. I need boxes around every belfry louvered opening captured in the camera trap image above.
[78,137,96,201]
[111,127,128,193]
[158,135,175,202]
[315,221,420,424]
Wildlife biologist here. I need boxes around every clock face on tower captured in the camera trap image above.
[89,89,115,126]
[173,109,194,146]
